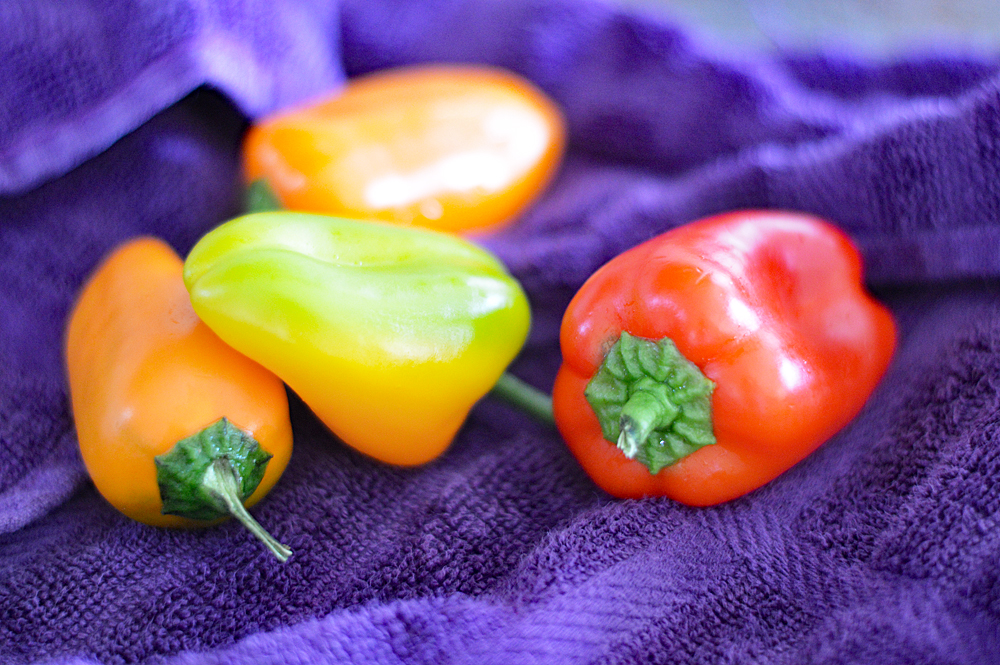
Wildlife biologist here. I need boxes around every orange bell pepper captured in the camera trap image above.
[243,64,566,233]
[64,237,293,560]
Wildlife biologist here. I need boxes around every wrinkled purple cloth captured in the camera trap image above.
[3,0,1000,663]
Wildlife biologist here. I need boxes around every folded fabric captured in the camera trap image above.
[2,0,999,663]
[0,0,344,196]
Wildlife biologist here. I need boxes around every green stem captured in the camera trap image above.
[244,178,284,214]
[490,372,555,427]
[617,389,667,458]
[202,459,292,563]
[155,418,291,562]
[584,332,716,474]
[617,389,680,459]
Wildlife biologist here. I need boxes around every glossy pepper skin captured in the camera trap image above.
[552,211,897,506]
[243,64,566,234]
[65,238,293,559]
[183,211,531,465]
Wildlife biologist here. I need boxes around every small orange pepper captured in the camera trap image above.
[64,237,293,560]
[243,64,566,233]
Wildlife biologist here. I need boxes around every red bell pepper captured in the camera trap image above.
[552,210,896,506]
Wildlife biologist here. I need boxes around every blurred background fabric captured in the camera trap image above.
[2,1,1000,663]
[627,0,1000,57]
[0,0,344,196]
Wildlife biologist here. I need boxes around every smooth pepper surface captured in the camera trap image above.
[183,211,531,465]
[552,210,897,506]
[243,64,566,234]
[65,238,292,536]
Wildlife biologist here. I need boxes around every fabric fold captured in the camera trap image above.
[0,0,344,196]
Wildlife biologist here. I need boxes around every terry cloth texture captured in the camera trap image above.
[2,0,1000,663]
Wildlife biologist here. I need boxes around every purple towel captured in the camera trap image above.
[2,0,1000,663]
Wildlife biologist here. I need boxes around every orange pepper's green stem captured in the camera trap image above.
[245,178,283,214]
[202,458,292,562]
[156,418,291,562]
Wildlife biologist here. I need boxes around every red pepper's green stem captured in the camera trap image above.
[585,332,716,474]
[490,372,555,427]
[155,418,291,562]
[617,389,672,458]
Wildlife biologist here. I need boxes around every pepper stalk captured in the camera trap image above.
[584,331,716,474]
[155,418,292,562]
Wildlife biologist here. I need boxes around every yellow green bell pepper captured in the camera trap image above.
[183,211,532,465]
